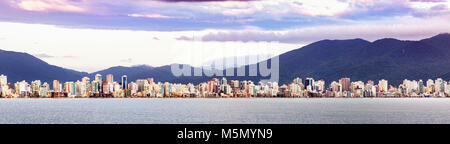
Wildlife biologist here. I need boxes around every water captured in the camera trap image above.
[0,98,449,124]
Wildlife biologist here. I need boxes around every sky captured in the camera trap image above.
[0,0,449,72]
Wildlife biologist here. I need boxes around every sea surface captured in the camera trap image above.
[0,98,449,124]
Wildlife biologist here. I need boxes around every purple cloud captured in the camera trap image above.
[11,0,87,13]
[199,19,450,44]
[431,4,449,11]
[410,0,447,2]
[176,36,194,41]
[158,0,256,2]
[1,0,449,32]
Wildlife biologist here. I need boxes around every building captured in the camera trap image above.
[147,78,154,85]
[136,79,148,92]
[0,74,6,86]
[315,80,325,92]
[40,82,50,97]
[53,80,62,92]
[15,80,30,97]
[426,79,434,92]
[378,79,388,92]
[102,80,109,95]
[330,81,342,92]
[339,78,351,92]
[293,77,302,85]
[304,78,314,92]
[121,75,128,90]
[92,81,99,94]
[106,74,114,83]
[31,80,41,97]
[435,78,445,93]
[95,74,102,82]
[0,74,8,97]
[418,80,424,94]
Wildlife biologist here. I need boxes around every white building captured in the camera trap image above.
[378,79,388,92]
[0,74,8,97]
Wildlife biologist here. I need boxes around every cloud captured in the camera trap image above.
[34,53,55,58]
[176,36,194,41]
[61,55,77,59]
[431,4,449,10]
[34,53,79,59]
[120,58,133,63]
[12,0,87,12]
[199,16,450,43]
[221,8,257,16]
[157,0,256,2]
[127,13,175,19]
[1,0,449,32]
[410,0,447,2]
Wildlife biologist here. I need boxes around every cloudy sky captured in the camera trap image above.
[0,0,449,72]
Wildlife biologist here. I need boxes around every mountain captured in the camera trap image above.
[102,33,450,85]
[273,33,450,85]
[193,33,449,85]
[0,50,88,84]
[1,33,449,86]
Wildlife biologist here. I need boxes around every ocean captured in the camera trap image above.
[0,98,449,124]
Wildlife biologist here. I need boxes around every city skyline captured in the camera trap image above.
[0,0,449,72]
[1,73,449,98]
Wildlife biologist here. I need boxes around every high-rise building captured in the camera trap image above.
[435,78,445,93]
[81,77,91,93]
[121,75,128,90]
[293,77,302,85]
[339,78,351,92]
[330,81,342,92]
[95,74,102,82]
[71,82,76,96]
[31,80,41,97]
[136,79,148,92]
[53,80,61,92]
[0,74,7,96]
[367,80,374,86]
[113,82,121,93]
[221,77,227,85]
[418,80,424,94]
[106,74,114,83]
[445,81,450,95]
[92,81,99,94]
[0,74,6,86]
[102,80,109,94]
[40,82,49,97]
[15,80,30,97]
[129,82,138,96]
[147,78,154,85]
[426,79,434,91]
[82,77,90,83]
[378,79,388,92]
[64,82,75,97]
[304,78,314,91]
[315,80,325,92]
